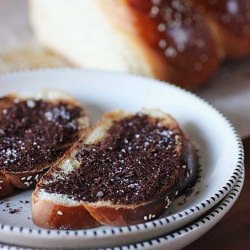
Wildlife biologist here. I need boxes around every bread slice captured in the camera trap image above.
[32,109,198,229]
[0,90,89,197]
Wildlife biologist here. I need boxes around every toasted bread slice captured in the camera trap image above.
[32,109,198,229]
[0,90,89,197]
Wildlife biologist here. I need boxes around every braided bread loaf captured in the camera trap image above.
[30,0,250,88]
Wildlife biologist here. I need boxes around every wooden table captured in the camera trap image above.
[184,137,250,250]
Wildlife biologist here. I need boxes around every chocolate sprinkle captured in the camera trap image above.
[0,97,82,172]
[41,114,198,205]
[9,208,20,214]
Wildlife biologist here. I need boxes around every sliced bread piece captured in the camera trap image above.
[0,90,89,197]
[32,109,198,229]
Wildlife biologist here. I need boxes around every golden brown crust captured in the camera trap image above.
[100,0,220,89]
[32,181,176,228]
[84,194,175,226]
[0,174,14,197]
[32,193,100,229]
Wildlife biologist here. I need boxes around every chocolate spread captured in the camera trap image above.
[0,97,82,172]
[42,114,198,205]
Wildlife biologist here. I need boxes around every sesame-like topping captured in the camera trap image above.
[165,196,172,208]
[148,213,156,220]
[57,211,63,216]
[158,23,166,32]
[164,47,177,57]
[24,182,31,187]
[35,174,40,182]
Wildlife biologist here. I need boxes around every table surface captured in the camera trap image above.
[184,137,250,250]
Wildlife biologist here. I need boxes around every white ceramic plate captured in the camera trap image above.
[105,167,245,250]
[0,167,244,250]
[0,69,244,248]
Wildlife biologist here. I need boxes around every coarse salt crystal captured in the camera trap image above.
[26,99,36,108]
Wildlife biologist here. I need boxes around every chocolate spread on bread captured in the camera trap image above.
[41,113,198,205]
[0,97,82,172]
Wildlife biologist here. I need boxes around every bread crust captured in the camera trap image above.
[0,90,89,198]
[84,190,177,226]
[32,192,100,229]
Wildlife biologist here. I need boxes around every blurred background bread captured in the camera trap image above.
[29,0,250,88]
[0,0,250,137]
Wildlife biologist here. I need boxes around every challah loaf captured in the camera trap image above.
[29,0,250,88]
